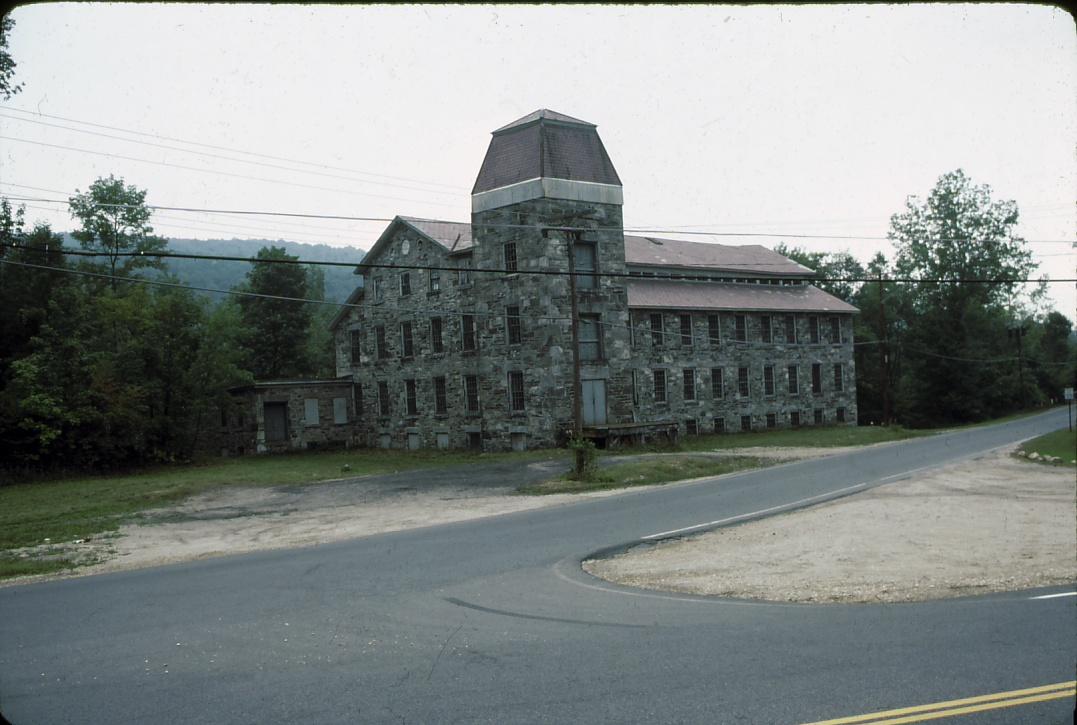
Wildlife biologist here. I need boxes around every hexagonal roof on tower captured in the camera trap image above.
[472,109,621,194]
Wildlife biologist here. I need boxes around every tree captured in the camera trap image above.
[773,244,865,304]
[69,175,169,287]
[888,170,1035,425]
[238,246,313,378]
[0,15,23,100]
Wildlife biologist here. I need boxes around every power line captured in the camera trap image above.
[5,258,1069,369]
[3,242,1074,284]
[0,113,463,198]
[0,104,466,191]
[5,193,1074,245]
[0,136,461,208]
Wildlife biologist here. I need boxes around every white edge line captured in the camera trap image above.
[642,482,869,540]
[1030,592,1077,600]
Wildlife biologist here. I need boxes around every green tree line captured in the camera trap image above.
[778,170,1076,427]
[0,177,341,474]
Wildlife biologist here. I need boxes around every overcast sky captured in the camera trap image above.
[4,4,1074,312]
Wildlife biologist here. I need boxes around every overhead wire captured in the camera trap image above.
[3,194,1074,245]
[0,136,462,208]
[0,112,464,197]
[3,243,1074,283]
[0,104,466,191]
[4,258,1069,369]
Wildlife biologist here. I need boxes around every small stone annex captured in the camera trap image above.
[327,109,859,452]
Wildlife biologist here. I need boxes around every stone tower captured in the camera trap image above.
[468,109,634,435]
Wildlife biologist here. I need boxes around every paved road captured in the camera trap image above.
[2,410,1074,724]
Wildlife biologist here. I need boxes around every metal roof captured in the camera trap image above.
[626,278,859,314]
[472,110,622,194]
[400,217,474,252]
[493,109,595,134]
[624,235,814,276]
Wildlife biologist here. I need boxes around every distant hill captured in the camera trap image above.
[62,235,366,303]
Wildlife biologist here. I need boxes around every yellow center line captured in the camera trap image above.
[801,680,1076,725]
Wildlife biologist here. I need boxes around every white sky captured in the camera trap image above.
[4,3,1075,313]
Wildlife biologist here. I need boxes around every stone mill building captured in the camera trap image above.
[328,109,858,451]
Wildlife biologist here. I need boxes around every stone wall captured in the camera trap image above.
[216,381,358,455]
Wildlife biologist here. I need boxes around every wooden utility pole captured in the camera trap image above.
[1009,324,1027,407]
[878,274,891,425]
[566,230,584,476]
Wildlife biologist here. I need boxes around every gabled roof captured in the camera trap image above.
[399,217,474,253]
[626,278,859,314]
[327,283,364,332]
[624,235,814,276]
[472,109,621,194]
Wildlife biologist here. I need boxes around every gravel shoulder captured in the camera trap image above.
[584,445,1077,603]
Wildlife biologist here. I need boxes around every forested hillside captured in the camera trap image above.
[61,234,366,303]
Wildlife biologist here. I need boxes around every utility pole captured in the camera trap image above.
[877,273,891,425]
[566,230,584,477]
[1009,324,1027,407]
[542,226,585,476]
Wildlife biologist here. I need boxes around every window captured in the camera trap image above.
[434,376,448,414]
[809,316,820,344]
[814,408,824,425]
[836,407,846,423]
[429,269,440,294]
[506,306,522,345]
[740,415,752,432]
[349,329,362,365]
[304,399,320,426]
[761,315,772,343]
[579,315,602,361]
[686,419,698,436]
[574,242,597,290]
[763,366,775,396]
[375,326,388,359]
[788,365,799,395]
[711,368,724,399]
[708,314,721,346]
[400,272,411,297]
[405,379,417,415]
[503,242,518,273]
[401,322,414,358]
[735,314,747,342]
[785,314,797,344]
[508,371,526,411]
[738,367,750,398]
[462,314,477,352]
[812,363,822,394]
[833,363,844,392]
[790,411,801,427]
[430,317,444,353]
[680,314,693,346]
[464,375,480,412]
[373,276,384,303]
[831,316,842,344]
[766,413,776,429]
[653,369,667,403]
[650,313,664,347]
[683,368,696,401]
[333,398,348,425]
[631,369,640,406]
[457,256,472,286]
[714,417,725,434]
[378,381,390,416]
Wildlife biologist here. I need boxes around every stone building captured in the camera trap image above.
[330,109,858,451]
[218,379,359,455]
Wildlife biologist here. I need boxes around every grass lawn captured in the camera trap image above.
[0,446,567,579]
[519,455,770,495]
[1016,428,1077,466]
[666,424,929,452]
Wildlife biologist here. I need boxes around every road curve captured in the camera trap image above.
[1,409,1073,724]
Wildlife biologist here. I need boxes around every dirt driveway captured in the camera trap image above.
[584,445,1076,602]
